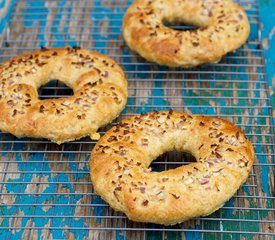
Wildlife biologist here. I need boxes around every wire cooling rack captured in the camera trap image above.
[0,0,274,239]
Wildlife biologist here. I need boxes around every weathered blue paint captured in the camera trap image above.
[91,195,105,224]
[23,1,49,47]
[185,230,203,240]
[256,145,270,193]
[258,0,275,126]
[0,0,15,34]
[0,0,273,239]
[116,230,128,240]
[259,0,275,86]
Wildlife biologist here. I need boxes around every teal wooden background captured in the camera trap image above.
[258,0,275,124]
[0,0,274,239]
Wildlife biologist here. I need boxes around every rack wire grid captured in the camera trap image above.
[0,0,274,239]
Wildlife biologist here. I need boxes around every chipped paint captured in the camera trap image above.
[40,220,52,240]
[10,210,24,233]
[25,175,49,194]
[262,38,269,49]
[42,200,52,212]
[0,0,273,239]
[22,219,38,239]
[0,185,15,208]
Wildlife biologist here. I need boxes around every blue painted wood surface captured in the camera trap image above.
[0,0,274,239]
[258,0,275,123]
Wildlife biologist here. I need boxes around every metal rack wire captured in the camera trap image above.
[0,0,274,239]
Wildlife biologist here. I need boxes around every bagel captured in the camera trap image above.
[123,0,250,67]
[0,48,127,144]
[90,111,254,225]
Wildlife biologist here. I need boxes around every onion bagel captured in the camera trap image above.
[0,48,127,144]
[123,0,250,67]
[90,111,254,225]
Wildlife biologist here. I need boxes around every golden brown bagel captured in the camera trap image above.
[123,0,250,67]
[0,48,127,144]
[90,111,254,225]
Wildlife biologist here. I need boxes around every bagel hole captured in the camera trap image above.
[38,80,73,99]
[150,151,196,172]
[163,21,200,31]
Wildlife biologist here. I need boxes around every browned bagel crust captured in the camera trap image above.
[0,48,127,143]
[90,111,254,225]
[123,0,250,67]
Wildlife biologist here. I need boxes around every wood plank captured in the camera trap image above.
[0,0,274,239]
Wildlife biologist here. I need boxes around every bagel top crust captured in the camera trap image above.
[123,0,250,67]
[90,111,254,225]
[0,48,127,143]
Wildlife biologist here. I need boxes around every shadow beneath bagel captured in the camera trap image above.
[151,151,197,172]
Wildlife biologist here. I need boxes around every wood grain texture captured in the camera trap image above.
[0,0,274,239]
[258,0,275,125]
